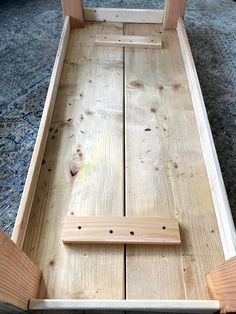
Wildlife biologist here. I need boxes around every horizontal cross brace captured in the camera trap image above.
[62,216,180,244]
[95,34,162,49]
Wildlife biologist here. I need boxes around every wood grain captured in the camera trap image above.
[0,230,41,311]
[62,216,181,244]
[23,22,124,300]
[125,23,224,300]
[61,0,84,28]
[95,34,162,49]
[164,0,186,29]
[84,8,164,24]
[29,299,220,313]
[206,256,236,313]
[177,18,236,260]
[12,16,71,249]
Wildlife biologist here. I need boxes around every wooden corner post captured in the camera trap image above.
[206,256,236,313]
[61,0,84,28]
[163,0,187,29]
[0,230,41,312]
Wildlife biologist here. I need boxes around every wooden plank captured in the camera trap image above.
[23,22,125,300]
[163,0,186,29]
[84,8,164,24]
[0,230,41,311]
[62,216,181,244]
[61,0,84,28]
[206,256,236,314]
[95,34,162,49]
[177,18,236,260]
[11,17,71,249]
[29,299,220,313]
[125,23,225,300]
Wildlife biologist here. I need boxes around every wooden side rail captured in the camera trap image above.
[61,0,187,29]
[0,230,41,312]
[206,256,236,313]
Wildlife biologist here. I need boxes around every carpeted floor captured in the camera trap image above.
[0,0,235,237]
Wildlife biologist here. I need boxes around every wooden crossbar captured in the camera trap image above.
[95,34,162,49]
[62,216,181,244]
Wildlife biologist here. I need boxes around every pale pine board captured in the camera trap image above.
[125,24,224,299]
[62,216,181,244]
[23,22,124,299]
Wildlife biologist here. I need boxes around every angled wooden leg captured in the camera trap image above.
[0,230,41,312]
[61,0,84,28]
[163,0,187,29]
[206,256,236,313]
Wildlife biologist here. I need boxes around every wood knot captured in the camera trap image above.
[129,80,145,89]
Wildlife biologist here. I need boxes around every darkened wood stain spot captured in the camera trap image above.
[42,159,46,165]
[150,108,157,113]
[130,80,145,89]
[145,128,152,131]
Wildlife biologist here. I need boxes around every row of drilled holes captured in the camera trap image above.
[77,226,167,235]
[103,36,155,43]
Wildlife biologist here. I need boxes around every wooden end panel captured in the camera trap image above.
[95,34,162,49]
[0,230,41,311]
[61,0,84,28]
[206,256,236,313]
[62,216,181,245]
[164,0,187,30]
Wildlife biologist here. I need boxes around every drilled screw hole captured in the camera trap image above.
[130,231,134,235]
[78,226,82,230]
[109,230,113,234]
[162,226,166,230]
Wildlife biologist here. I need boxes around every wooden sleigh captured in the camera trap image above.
[1,1,236,313]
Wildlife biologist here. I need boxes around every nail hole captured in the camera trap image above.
[78,226,82,230]
[130,231,134,235]
[109,230,113,234]
[162,226,166,230]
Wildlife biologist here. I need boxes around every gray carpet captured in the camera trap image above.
[0,0,235,237]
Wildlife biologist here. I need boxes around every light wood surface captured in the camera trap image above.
[0,230,41,311]
[177,18,236,260]
[61,0,84,28]
[84,8,164,24]
[206,256,236,313]
[12,16,71,249]
[19,20,226,304]
[29,299,220,313]
[95,34,162,49]
[23,22,124,299]
[164,0,186,29]
[125,23,224,300]
[63,216,181,244]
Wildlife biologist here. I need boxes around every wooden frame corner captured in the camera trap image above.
[164,0,187,29]
[206,256,236,313]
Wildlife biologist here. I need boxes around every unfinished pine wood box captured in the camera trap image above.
[1,1,236,313]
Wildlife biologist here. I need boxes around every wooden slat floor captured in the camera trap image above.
[23,22,224,301]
